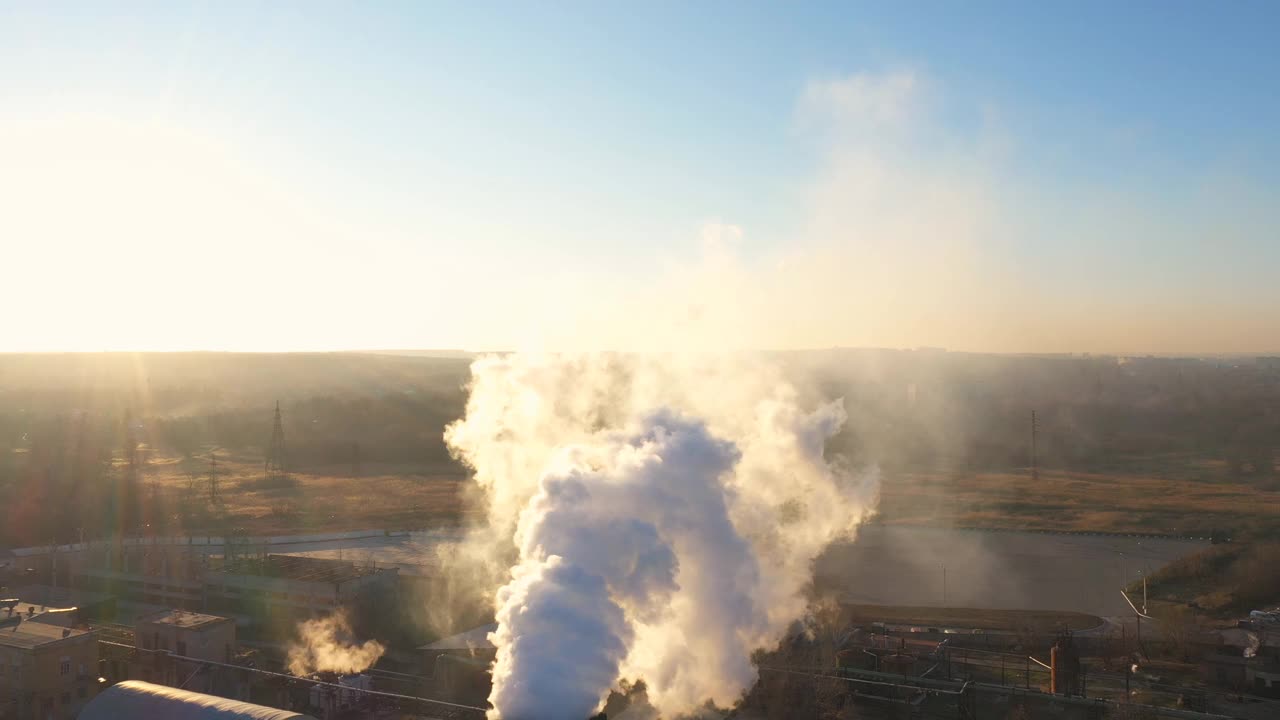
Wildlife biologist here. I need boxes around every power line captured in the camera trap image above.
[756,664,966,696]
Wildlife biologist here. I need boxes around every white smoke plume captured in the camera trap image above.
[286,610,386,677]
[445,353,879,718]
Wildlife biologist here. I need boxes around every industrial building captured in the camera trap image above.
[1201,625,1280,697]
[79,680,315,720]
[74,550,397,626]
[0,616,98,720]
[133,610,241,697]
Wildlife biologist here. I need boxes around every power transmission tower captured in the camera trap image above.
[265,401,288,484]
[1030,409,1040,481]
[208,452,220,505]
[119,408,141,533]
[123,409,139,483]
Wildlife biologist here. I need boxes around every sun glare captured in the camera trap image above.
[1,115,318,351]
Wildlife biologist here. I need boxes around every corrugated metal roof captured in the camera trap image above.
[80,681,317,720]
[0,617,92,649]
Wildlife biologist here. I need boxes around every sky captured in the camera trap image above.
[1,1,1278,353]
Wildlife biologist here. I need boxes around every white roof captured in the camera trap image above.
[80,681,316,720]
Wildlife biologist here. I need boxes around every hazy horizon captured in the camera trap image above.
[4,346,1280,359]
[3,3,1279,354]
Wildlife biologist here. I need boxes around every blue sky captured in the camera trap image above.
[2,2,1277,352]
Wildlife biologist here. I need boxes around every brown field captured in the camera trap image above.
[131,444,1280,540]
[137,450,475,536]
[879,462,1280,536]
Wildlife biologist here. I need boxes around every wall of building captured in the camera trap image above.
[0,632,97,720]
[132,616,238,696]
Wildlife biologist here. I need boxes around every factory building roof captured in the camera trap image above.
[215,554,389,584]
[0,617,93,650]
[420,623,497,651]
[80,681,317,720]
[139,608,232,630]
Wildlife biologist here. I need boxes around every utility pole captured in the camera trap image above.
[1122,589,1152,660]
[942,564,948,605]
[1030,409,1040,481]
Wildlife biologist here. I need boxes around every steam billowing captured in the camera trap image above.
[445,354,879,718]
[286,610,386,677]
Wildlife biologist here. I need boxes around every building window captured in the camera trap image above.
[60,691,70,705]
[60,660,70,676]
[77,686,87,699]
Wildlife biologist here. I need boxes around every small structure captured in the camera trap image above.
[0,616,98,719]
[836,631,938,675]
[134,609,240,696]
[1050,630,1081,696]
[307,673,371,717]
[419,623,496,703]
[80,680,316,720]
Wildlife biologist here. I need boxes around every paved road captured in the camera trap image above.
[814,525,1207,616]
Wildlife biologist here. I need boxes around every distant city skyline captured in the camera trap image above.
[2,2,1278,353]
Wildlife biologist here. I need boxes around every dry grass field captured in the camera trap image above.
[879,462,1280,536]
[137,451,475,536]
[133,448,1280,539]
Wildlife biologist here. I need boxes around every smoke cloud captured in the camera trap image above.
[445,353,879,718]
[286,610,386,677]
